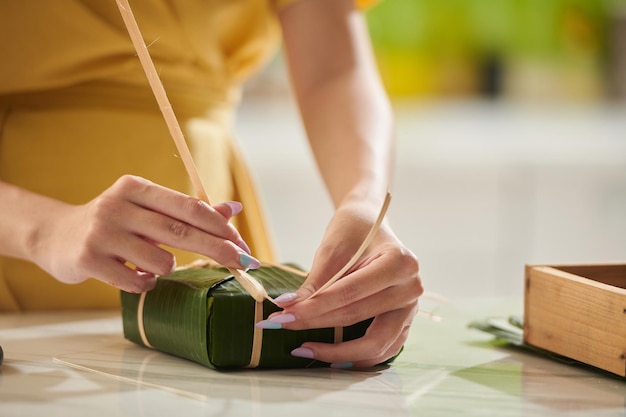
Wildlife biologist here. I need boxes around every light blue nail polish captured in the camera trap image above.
[255,320,282,330]
[239,253,260,269]
[291,347,315,359]
[330,362,353,369]
[269,313,296,324]
[274,292,298,303]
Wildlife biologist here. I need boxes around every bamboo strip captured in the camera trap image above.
[137,291,154,348]
[115,0,272,304]
[115,0,207,202]
[247,301,264,368]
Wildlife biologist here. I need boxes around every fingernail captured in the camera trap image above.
[238,239,252,255]
[268,313,296,324]
[239,253,260,269]
[291,347,315,359]
[274,292,298,304]
[331,362,353,369]
[255,320,282,330]
[225,201,243,216]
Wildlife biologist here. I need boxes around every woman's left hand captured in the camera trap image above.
[273,0,423,368]
[257,203,423,368]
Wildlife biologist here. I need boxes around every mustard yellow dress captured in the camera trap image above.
[0,0,374,311]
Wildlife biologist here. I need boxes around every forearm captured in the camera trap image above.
[280,0,394,211]
[295,66,393,210]
[0,180,67,262]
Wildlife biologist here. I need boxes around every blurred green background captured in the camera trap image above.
[365,0,626,101]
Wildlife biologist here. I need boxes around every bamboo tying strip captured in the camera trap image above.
[137,291,154,349]
[115,0,272,305]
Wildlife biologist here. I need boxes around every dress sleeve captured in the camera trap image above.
[274,0,380,11]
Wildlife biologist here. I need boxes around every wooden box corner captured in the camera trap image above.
[523,263,626,377]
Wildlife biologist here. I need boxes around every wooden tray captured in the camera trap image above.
[524,263,626,377]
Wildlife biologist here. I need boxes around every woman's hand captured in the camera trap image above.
[258,202,423,368]
[26,175,258,293]
[273,0,422,367]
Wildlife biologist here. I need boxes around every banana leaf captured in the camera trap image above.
[121,264,373,369]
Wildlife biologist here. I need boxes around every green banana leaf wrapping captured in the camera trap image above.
[121,264,373,369]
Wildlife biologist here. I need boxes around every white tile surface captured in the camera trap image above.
[0,300,624,417]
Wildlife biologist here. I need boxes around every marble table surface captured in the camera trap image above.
[0,297,624,417]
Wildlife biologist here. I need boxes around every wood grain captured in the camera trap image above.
[524,264,626,377]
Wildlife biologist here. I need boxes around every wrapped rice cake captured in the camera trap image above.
[121,264,373,369]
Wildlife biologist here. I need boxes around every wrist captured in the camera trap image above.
[336,181,389,213]
[0,182,66,263]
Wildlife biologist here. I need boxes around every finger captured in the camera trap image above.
[302,204,387,293]
[112,176,245,248]
[303,240,365,295]
[213,201,243,220]
[295,235,411,305]
[291,307,414,368]
[211,202,251,255]
[89,258,158,294]
[108,234,177,277]
[277,250,421,327]
[276,252,376,308]
[132,208,246,257]
[125,214,254,271]
[109,196,254,268]
[274,278,417,330]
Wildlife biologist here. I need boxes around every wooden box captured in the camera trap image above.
[524,263,626,377]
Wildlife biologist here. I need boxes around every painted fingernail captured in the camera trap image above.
[239,253,260,269]
[291,347,315,359]
[238,239,252,255]
[330,362,353,369]
[225,201,243,216]
[255,320,282,330]
[268,313,296,324]
[274,292,298,303]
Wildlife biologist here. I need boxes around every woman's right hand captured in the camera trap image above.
[28,175,258,293]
